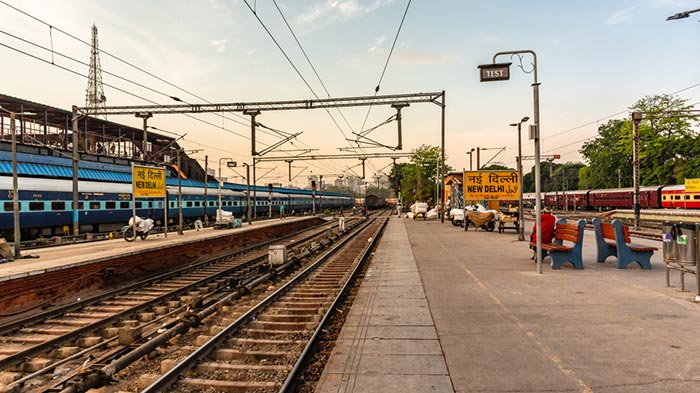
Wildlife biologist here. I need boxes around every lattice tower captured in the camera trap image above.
[85,24,106,119]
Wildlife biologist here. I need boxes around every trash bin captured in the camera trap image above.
[662,222,698,266]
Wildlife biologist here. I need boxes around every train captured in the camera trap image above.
[0,175,354,239]
[521,184,700,211]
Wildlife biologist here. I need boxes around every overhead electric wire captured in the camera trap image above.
[271,0,355,135]
[0,5,343,180]
[359,0,411,133]
[241,0,369,176]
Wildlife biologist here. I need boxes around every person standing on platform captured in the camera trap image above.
[397,202,402,218]
[352,205,356,216]
[280,203,286,219]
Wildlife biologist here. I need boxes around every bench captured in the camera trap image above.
[531,219,585,269]
[592,218,656,269]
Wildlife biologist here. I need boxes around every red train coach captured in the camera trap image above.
[589,186,662,210]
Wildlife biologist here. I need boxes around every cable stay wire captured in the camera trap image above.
[0,0,255,126]
[359,0,411,134]
[271,0,356,136]
[240,0,368,175]
[0,29,340,179]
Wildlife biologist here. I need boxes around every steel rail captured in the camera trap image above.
[280,215,388,391]
[0,220,335,370]
[50,217,367,393]
[140,216,380,392]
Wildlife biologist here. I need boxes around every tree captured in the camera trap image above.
[580,94,699,187]
[391,144,452,204]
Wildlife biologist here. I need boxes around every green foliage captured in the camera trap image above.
[481,163,513,171]
[580,94,699,187]
[393,144,452,204]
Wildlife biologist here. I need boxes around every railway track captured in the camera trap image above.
[136,213,388,393]
[0,216,369,393]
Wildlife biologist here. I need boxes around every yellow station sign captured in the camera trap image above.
[686,178,700,193]
[463,170,520,201]
[132,165,166,198]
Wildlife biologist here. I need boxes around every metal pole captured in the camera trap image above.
[218,158,223,224]
[203,155,208,224]
[476,147,480,170]
[632,112,642,229]
[10,113,20,258]
[440,90,445,223]
[177,149,183,235]
[517,122,525,241]
[532,58,543,274]
[492,49,542,273]
[245,164,252,225]
[71,106,79,236]
[253,159,257,220]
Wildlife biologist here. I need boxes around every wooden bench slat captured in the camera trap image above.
[592,218,655,269]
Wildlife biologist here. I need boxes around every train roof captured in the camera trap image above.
[589,186,662,194]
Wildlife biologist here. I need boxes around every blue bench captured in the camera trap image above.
[592,218,656,269]
[531,219,585,269]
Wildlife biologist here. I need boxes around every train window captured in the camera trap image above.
[674,195,681,200]
[120,202,129,209]
[105,202,116,209]
[3,202,12,211]
[694,195,700,200]
[194,201,200,207]
[685,195,690,200]
[208,201,215,207]
[79,202,85,210]
[186,201,193,207]
[29,201,44,211]
[89,201,101,209]
[135,202,143,208]
[51,201,66,211]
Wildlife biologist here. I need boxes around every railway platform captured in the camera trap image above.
[318,217,700,393]
[0,216,314,283]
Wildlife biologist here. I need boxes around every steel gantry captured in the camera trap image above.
[72,91,446,223]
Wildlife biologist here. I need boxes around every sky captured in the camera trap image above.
[1,0,699,187]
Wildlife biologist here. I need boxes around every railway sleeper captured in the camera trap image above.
[240,328,310,339]
[208,348,296,362]
[255,314,319,323]
[175,377,281,393]
[248,320,316,331]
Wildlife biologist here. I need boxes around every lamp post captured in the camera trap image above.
[466,148,475,171]
[0,106,35,259]
[509,116,530,241]
[217,157,235,224]
[484,49,542,273]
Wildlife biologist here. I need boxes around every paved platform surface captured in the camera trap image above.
[0,216,312,282]
[318,217,700,393]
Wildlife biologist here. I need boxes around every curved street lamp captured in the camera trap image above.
[509,116,530,241]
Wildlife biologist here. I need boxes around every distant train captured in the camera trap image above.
[0,175,353,239]
[364,194,388,210]
[522,184,700,210]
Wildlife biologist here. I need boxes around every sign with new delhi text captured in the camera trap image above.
[132,165,166,198]
[463,170,520,201]
[477,62,511,82]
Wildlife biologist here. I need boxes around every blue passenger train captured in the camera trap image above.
[0,175,353,239]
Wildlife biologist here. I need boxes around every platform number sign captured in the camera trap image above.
[685,178,700,193]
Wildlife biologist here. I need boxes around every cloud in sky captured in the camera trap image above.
[394,50,459,65]
[369,35,386,52]
[297,0,394,28]
[607,6,636,25]
[210,39,229,53]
